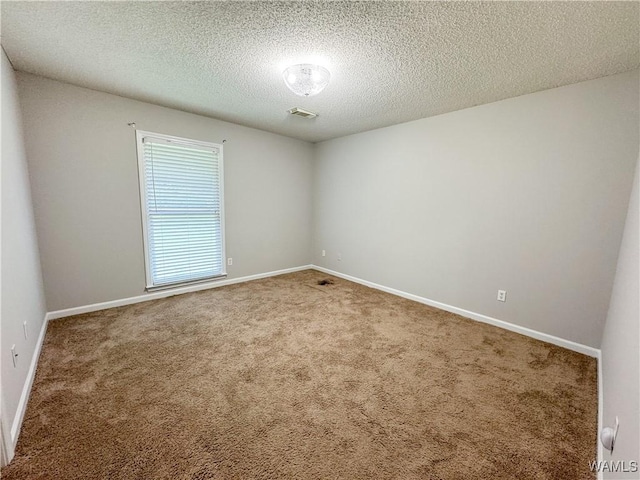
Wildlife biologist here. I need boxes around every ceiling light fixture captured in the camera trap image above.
[283,64,330,97]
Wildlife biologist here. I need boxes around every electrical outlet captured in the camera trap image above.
[11,345,18,368]
[227,258,233,266]
[23,321,28,339]
[322,250,326,257]
[337,253,342,262]
[497,290,507,302]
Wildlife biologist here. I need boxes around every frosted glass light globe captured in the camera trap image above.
[283,64,330,97]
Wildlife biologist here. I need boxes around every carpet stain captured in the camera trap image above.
[2,270,597,479]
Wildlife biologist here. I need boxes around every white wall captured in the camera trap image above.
[17,73,314,312]
[313,70,639,349]
[1,50,47,461]
[600,155,639,479]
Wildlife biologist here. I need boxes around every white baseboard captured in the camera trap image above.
[47,263,601,357]
[10,314,49,449]
[46,265,312,321]
[5,265,310,463]
[314,266,604,466]
[13,264,603,471]
[597,352,603,480]
[311,265,601,358]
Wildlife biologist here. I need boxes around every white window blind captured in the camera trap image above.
[136,131,225,289]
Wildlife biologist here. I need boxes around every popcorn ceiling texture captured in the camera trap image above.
[1,1,638,142]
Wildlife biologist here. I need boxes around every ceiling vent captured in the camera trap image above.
[288,107,318,119]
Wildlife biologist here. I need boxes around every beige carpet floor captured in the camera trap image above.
[2,270,597,479]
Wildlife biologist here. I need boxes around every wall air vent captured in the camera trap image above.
[288,107,318,119]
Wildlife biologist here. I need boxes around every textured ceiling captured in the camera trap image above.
[2,1,638,143]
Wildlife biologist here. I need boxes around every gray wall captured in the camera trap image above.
[17,73,313,312]
[5,61,640,469]
[313,70,639,348]
[601,156,639,478]
[1,50,47,459]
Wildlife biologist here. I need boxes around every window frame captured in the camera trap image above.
[135,129,226,291]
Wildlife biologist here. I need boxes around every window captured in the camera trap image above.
[136,131,225,290]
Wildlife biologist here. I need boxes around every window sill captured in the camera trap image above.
[145,273,228,293]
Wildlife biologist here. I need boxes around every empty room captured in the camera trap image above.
[1,1,638,479]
